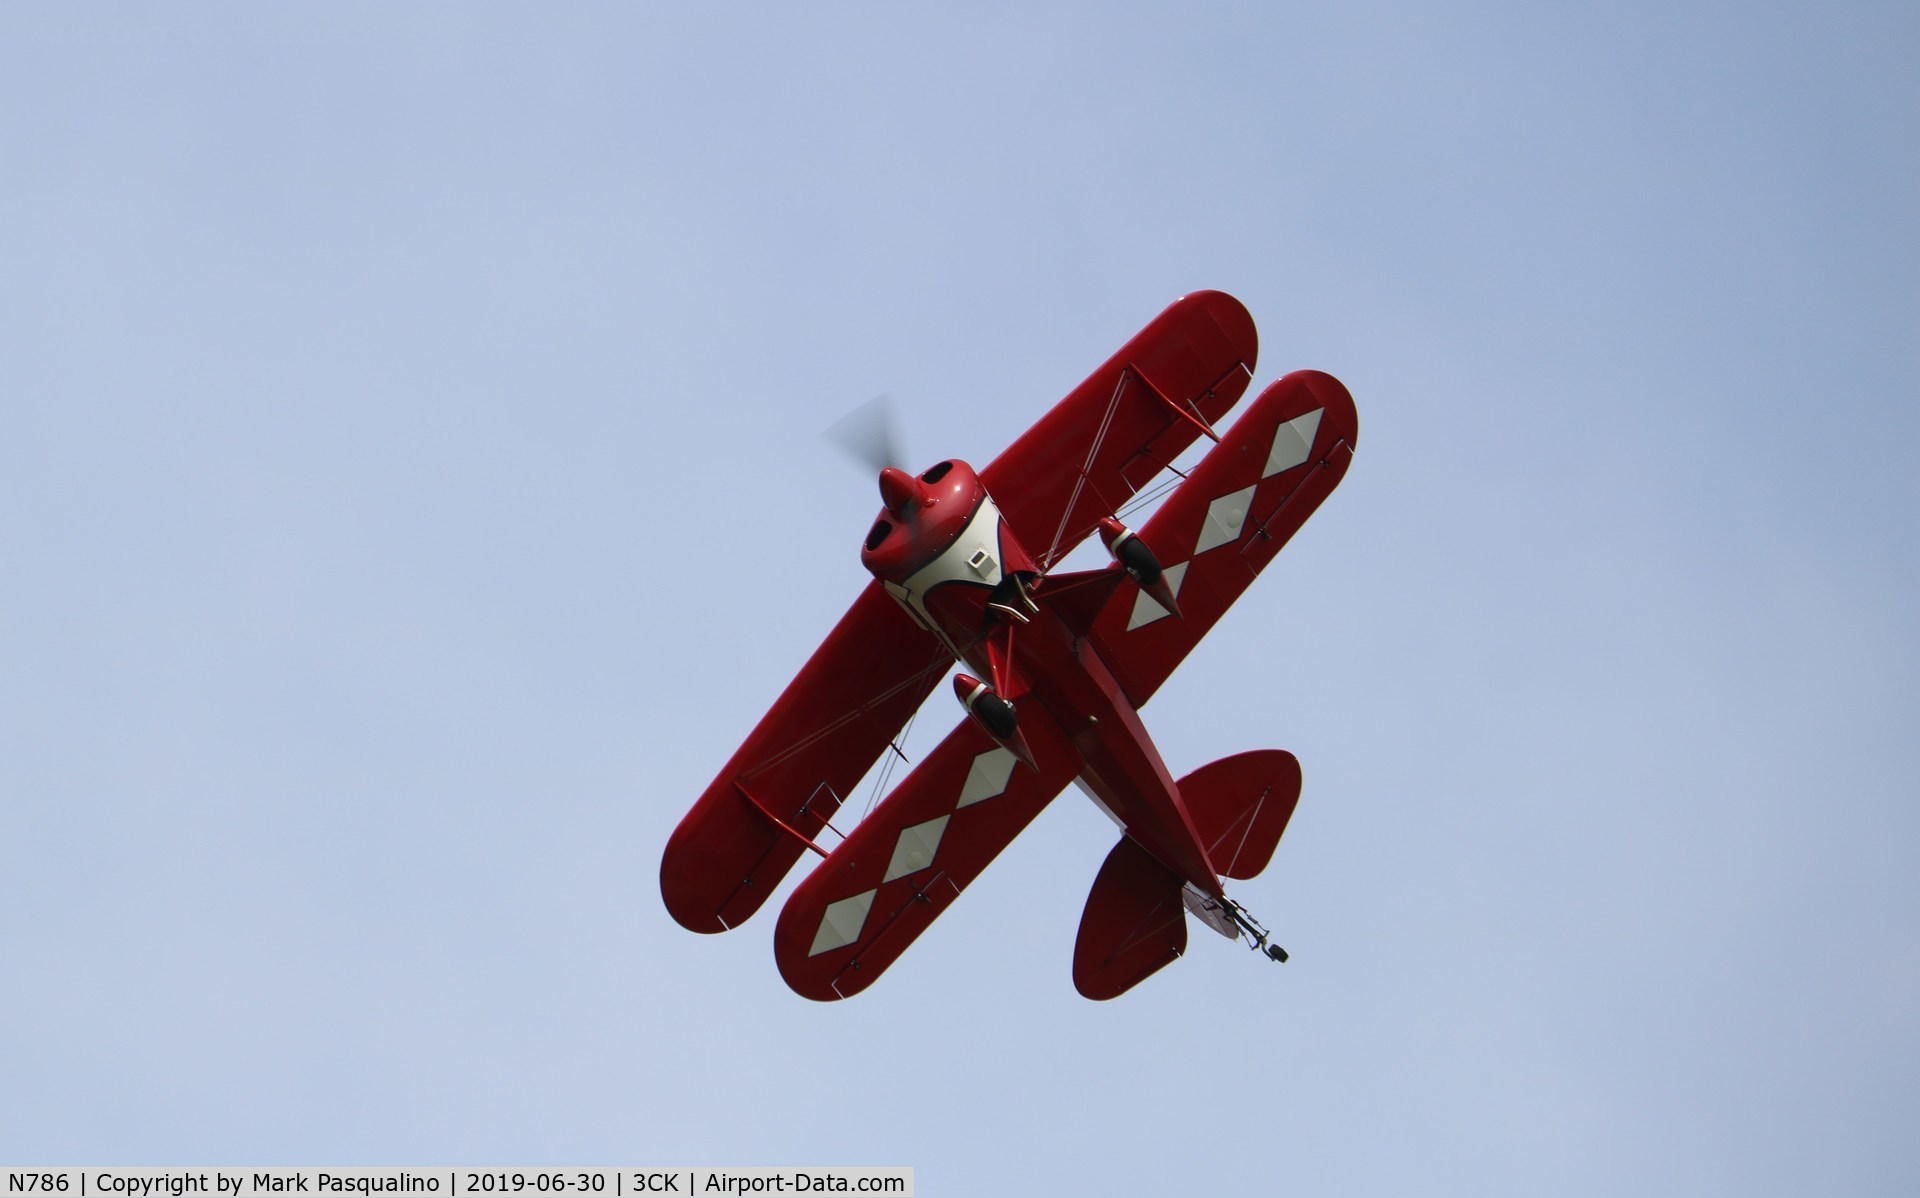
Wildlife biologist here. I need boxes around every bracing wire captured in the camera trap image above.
[863,699,921,820]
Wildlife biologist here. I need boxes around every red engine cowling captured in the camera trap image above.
[860,460,988,585]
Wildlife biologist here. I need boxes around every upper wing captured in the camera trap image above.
[980,290,1258,570]
[1085,370,1359,708]
[773,708,1080,1000]
[661,581,949,934]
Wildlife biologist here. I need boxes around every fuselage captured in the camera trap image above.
[861,460,1225,899]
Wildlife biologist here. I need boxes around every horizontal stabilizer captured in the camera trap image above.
[1073,837,1188,1000]
[1178,750,1300,880]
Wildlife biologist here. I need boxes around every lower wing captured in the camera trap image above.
[1086,370,1359,708]
[773,708,1080,1000]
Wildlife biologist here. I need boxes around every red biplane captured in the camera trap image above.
[661,291,1359,1000]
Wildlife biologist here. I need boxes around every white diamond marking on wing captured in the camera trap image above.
[1194,485,1257,555]
[808,889,877,956]
[957,748,1016,807]
[1127,561,1189,630]
[1264,408,1323,477]
[883,815,950,883]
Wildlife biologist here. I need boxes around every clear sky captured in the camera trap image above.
[2,3,1915,1193]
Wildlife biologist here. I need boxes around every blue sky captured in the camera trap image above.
[2,3,1915,1193]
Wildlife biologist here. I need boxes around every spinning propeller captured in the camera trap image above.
[824,393,908,475]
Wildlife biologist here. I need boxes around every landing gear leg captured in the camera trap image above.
[1224,900,1289,965]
